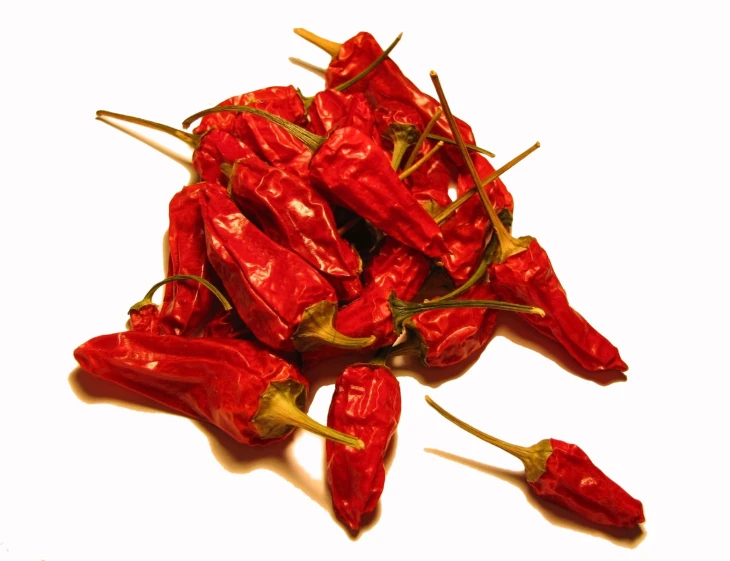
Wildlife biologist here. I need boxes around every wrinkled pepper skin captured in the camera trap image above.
[405,146,453,208]
[310,126,447,258]
[307,89,375,138]
[203,307,251,339]
[193,129,257,186]
[159,183,224,336]
[327,363,401,532]
[530,439,644,528]
[129,303,160,333]
[200,185,337,350]
[229,155,362,301]
[405,282,498,367]
[73,332,308,446]
[489,239,628,372]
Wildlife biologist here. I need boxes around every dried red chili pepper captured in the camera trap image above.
[200,184,373,352]
[203,307,251,339]
[183,106,448,258]
[431,72,627,372]
[226,155,363,302]
[73,331,363,449]
[95,110,255,186]
[425,396,644,528]
[327,356,400,532]
[307,89,375,138]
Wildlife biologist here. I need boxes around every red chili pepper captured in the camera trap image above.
[327,360,400,532]
[95,111,256,187]
[394,281,499,368]
[200,184,373,352]
[183,106,448,258]
[203,307,251,339]
[129,303,160,333]
[73,331,363,449]
[307,89,375,138]
[425,396,644,528]
[431,71,627,372]
[226,154,363,302]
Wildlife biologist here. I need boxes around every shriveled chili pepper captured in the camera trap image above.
[200,184,373,352]
[128,274,231,336]
[225,154,363,302]
[431,72,627,372]
[392,281,499,368]
[326,353,400,532]
[425,396,644,528]
[203,307,251,339]
[95,110,257,186]
[73,331,363,449]
[306,89,375,138]
[183,106,448,258]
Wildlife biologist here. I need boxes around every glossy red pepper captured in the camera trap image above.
[227,155,363,302]
[200,184,373,352]
[73,331,363,449]
[426,397,644,528]
[327,361,401,532]
[203,307,251,339]
[307,89,375,138]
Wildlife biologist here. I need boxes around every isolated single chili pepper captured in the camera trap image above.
[73,331,363,449]
[431,71,627,372]
[183,106,448,258]
[200,184,373,352]
[95,111,256,186]
[327,355,401,532]
[392,281,499,368]
[425,396,644,527]
[225,155,363,302]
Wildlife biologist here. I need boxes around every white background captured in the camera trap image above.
[1,1,728,560]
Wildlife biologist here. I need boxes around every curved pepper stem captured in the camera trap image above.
[388,292,545,334]
[293,300,377,352]
[424,396,552,482]
[255,380,365,449]
[182,105,325,153]
[293,28,342,57]
[129,274,232,314]
[96,110,200,147]
[430,71,534,263]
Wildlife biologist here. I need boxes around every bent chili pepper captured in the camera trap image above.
[183,106,448,258]
[95,111,256,186]
[425,396,644,528]
[327,354,400,532]
[200,184,373,352]
[225,155,363,301]
[73,331,363,449]
[431,72,627,372]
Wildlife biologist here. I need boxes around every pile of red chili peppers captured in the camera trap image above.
[78,29,643,535]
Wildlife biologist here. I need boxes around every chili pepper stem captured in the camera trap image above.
[96,110,199,147]
[399,141,444,181]
[129,274,232,313]
[335,33,402,92]
[293,28,342,57]
[386,123,420,171]
[430,71,533,263]
[404,108,443,170]
[388,292,545,334]
[427,135,496,158]
[255,380,365,449]
[424,396,552,482]
[288,57,326,78]
[293,300,377,352]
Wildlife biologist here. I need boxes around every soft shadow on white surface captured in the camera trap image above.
[425,448,646,548]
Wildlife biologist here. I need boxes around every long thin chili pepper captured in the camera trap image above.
[431,71,628,372]
[183,106,448,258]
[73,331,364,449]
[225,155,363,301]
[200,184,373,352]
[425,396,644,527]
[326,350,400,532]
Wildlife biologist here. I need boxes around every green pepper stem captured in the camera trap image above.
[293,28,342,57]
[288,57,326,78]
[427,134,496,158]
[430,71,532,263]
[429,257,489,302]
[129,274,231,313]
[388,292,545,334]
[255,381,364,449]
[96,110,199,147]
[424,396,553,482]
[182,105,324,153]
[386,123,420,171]
[293,300,376,352]
[433,142,540,225]
[404,108,443,170]
[335,33,403,92]
[371,345,393,366]
[399,141,444,180]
